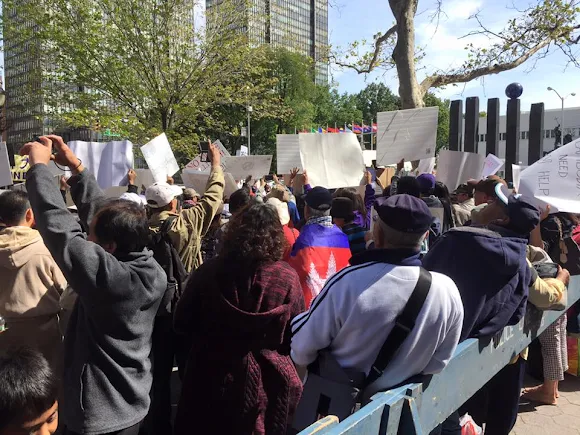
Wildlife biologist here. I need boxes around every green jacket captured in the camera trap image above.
[149,168,225,273]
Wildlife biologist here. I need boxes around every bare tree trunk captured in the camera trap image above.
[389,0,424,109]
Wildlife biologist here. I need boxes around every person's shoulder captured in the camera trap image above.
[428,271,462,304]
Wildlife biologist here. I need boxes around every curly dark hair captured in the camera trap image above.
[221,202,286,265]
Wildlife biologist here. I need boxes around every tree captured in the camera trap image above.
[334,0,580,108]
[5,0,281,160]
[353,82,400,122]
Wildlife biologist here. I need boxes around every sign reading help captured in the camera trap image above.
[140,133,179,184]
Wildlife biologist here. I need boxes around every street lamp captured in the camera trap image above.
[547,87,576,134]
[247,105,253,155]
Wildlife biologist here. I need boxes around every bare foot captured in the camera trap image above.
[522,386,558,405]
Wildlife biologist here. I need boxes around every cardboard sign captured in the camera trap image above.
[436,150,486,191]
[185,140,230,172]
[518,138,580,213]
[182,169,239,197]
[0,143,13,187]
[221,155,273,181]
[140,133,179,184]
[481,153,505,178]
[69,139,134,188]
[376,107,438,165]
[276,134,302,174]
[299,133,365,188]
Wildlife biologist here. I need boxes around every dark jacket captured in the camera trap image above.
[422,226,531,341]
[174,258,305,435]
[26,165,167,434]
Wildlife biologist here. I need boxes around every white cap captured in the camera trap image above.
[267,198,290,226]
[145,183,183,208]
[120,192,147,208]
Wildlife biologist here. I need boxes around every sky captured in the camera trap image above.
[328,0,580,115]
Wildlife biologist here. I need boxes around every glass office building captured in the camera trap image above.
[207,0,329,85]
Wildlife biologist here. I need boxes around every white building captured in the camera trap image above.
[475,106,580,165]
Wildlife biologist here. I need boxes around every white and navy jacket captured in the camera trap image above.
[290,250,464,397]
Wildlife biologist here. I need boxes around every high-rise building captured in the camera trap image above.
[207,0,329,85]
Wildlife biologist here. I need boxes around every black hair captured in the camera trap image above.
[434,181,456,232]
[229,187,252,214]
[396,176,421,198]
[92,200,150,255]
[0,191,30,226]
[0,347,58,430]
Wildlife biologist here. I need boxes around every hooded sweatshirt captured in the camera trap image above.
[0,226,66,319]
[174,258,305,435]
[423,226,531,341]
[25,164,167,435]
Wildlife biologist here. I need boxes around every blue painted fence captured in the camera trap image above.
[300,276,580,435]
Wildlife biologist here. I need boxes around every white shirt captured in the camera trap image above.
[291,262,464,397]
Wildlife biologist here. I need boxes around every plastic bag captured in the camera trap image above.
[460,413,483,435]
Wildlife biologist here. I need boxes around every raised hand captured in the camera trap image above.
[208,140,221,169]
[45,135,84,174]
[20,136,53,166]
[128,169,137,185]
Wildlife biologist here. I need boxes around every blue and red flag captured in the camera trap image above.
[288,224,351,308]
[352,124,363,134]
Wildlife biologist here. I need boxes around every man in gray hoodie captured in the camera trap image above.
[21,135,167,435]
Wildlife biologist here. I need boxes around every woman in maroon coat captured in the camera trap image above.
[174,202,306,435]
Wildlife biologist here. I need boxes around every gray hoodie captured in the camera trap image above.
[26,164,167,435]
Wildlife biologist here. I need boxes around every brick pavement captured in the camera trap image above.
[511,374,580,434]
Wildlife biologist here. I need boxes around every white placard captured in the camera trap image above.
[0,143,13,187]
[512,164,529,192]
[185,140,230,172]
[481,153,505,178]
[68,140,134,189]
[276,134,302,174]
[134,169,156,189]
[140,133,179,184]
[376,107,439,165]
[363,150,377,167]
[299,133,365,189]
[221,155,273,181]
[518,138,580,213]
[236,145,249,157]
[436,150,486,191]
[182,169,239,197]
[416,157,436,175]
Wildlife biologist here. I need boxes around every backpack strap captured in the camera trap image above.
[159,216,177,237]
[363,267,432,389]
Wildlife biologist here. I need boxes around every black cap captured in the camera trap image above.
[454,184,473,196]
[305,186,332,211]
[331,197,355,220]
[495,184,540,235]
[374,194,434,234]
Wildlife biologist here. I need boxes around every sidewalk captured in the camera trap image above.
[511,374,580,434]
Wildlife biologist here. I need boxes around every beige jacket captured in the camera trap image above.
[0,226,67,319]
[453,198,475,226]
[149,167,225,273]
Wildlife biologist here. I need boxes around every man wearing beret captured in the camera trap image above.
[291,194,464,398]
[288,187,351,308]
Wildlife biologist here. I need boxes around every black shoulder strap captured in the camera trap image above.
[363,268,432,389]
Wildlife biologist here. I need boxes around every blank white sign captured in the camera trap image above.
[377,107,438,165]
[276,135,302,174]
[0,143,13,187]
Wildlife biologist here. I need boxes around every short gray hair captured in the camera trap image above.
[306,206,331,219]
[376,219,425,249]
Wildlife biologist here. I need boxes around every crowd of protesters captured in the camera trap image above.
[0,135,577,435]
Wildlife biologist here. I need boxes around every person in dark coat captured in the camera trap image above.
[174,202,305,435]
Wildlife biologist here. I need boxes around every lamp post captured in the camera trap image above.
[247,105,252,155]
[547,87,576,134]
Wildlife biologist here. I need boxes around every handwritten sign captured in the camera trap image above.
[221,155,273,181]
[140,134,179,184]
[436,150,486,191]
[376,107,438,165]
[518,138,580,213]
[11,155,30,182]
[0,143,13,187]
[185,140,230,172]
[481,153,504,178]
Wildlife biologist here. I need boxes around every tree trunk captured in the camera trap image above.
[389,0,424,109]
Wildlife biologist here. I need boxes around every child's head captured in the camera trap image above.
[0,348,58,435]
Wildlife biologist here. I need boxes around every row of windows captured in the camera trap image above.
[477,128,580,142]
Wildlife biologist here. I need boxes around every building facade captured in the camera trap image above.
[473,106,580,165]
[207,0,329,85]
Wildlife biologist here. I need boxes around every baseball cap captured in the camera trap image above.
[182,188,200,200]
[416,174,436,193]
[494,183,540,235]
[374,194,434,234]
[145,183,183,208]
[305,186,332,211]
[454,184,473,196]
[267,198,290,226]
[331,197,355,220]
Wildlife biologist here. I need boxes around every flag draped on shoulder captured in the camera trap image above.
[288,224,351,308]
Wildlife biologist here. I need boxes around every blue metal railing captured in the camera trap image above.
[300,276,580,435]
